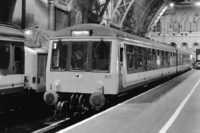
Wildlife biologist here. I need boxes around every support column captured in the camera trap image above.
[48,0,56,30]
[22,0,26,29]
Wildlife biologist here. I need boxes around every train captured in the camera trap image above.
[0,23,52,99]
[195,49,200,69]
[0,22,25,97]
[43,24,192,114]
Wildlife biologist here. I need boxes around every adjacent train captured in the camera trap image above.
[0,24,52,99]
[43,24,192,113]
[0,22,25,97]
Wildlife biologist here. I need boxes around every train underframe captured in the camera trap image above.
[44,91,113,118]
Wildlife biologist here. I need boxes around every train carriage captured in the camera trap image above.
[43,24,191,112]
[0,23,25,96]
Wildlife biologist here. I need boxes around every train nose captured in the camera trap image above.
[43,90,59,105]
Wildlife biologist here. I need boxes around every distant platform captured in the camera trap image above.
[58,70,200,133]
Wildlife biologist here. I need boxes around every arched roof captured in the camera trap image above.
[54,0,185,37]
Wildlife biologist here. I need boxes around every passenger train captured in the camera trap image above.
[0,22,25,97]
[0,24,52,99]
[42,24,192,112]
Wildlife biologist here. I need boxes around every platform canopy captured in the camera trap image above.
[0,0,185,37]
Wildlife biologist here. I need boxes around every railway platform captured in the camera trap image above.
[58,69,200,133]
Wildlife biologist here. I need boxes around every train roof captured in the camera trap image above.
[51,24,148,39]
[25,46,48,54]
[24,28,56,49]
[0,23,24,39]
[51,24,177,51]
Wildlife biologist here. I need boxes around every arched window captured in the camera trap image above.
[193,42,199,47]
[170,18,174,32]
[174,18,178,32]
[181,42,188,47]
[181,17,185,32]
[184,18,189,32]
[181,12,186,32]
[197,18,200,32]
[167,22,170,33]
[170,42,177,47]
[193,17,198,32]
[155,20,161,32]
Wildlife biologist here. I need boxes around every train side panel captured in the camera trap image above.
[25,47,47,92]
[0,24,25,96]
[177,49,192,72]
[25,47,37,91]
[118,40,177,93]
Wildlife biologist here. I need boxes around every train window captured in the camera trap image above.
[152,49,156,69]
[120,48,123,63]
[161,51,165,67]
[38,55,47,77]
[147,48,152,70]
[71,42,87,70]
[156,50,161,67]
[51,41,111,72]
[126,45,135,73]
[143,48,148,71]
[0,43,10,70]
[180,54,183,65]
[51,41,68,70]
[137,47,143,69]
[14,44,24,74]
[0,41,24,75]
[14,47,22,61]
[126,45,149,73]
[91,41,111,72]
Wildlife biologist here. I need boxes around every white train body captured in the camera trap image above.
[44,24,191,110]
[0,23,25,96]
[23,28,54,93]
[25,46,48,93]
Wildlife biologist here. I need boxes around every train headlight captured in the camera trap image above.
[24,76,29,82]
[54,80,61,91]
[54,80,60,87]
[89,92,105,110]
[43,90,59,105]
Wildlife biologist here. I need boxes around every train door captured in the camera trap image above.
[36,54,47,92]
[176,49,179,73]
[118,42,127,90]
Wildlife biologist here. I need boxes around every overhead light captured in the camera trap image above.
[169,3,174,7]
[195,2,200,6]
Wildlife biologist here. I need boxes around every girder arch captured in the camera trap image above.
[100,0,172,36]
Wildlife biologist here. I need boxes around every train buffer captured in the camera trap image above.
[57,70,200,133]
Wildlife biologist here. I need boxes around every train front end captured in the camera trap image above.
[44,26,120,111]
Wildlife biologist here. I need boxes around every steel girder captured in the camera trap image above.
[100,0,171,36]
[54,0,172,36]
[147,0,170,35]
